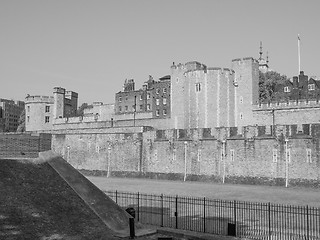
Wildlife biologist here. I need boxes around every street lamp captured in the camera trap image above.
[222,140,226,184]
[184,141,187,182]
[285,138,289,187]
[107,144,112,178]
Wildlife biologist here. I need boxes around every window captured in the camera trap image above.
[156,88,160,94]
[163,109,167,115]
[306,149,312,163]
[119,106,122,112]
[286,149,291,163]
[119,96,122,102]
[27,116,30,122]
[197,149,201,162]
[156,99,160,106]
[125,96,128,101]
[163,88,167,94]
[139,105,143,110]
[195,83,201,92]
[27,106,30,112]
[308,84,315,91]
[147,104,151,110]
[284,86,290,93]
[163,98,167,105]
[125,106,128,111]
[272,149,277,163]
[45,106,50,113]
[45,116,50,123]
[132,105,136,111]
[156,109,160,116]
[240,96,243,104]
[240,113,243,120]
[147,92,151,99]
[230,149,235,162]
[139,95,143,100]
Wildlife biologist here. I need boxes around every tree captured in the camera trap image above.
[16,109,25,132]
[259,70,288,102]
[76,103,92,116]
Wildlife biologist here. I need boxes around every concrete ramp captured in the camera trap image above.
[40,151,154,238]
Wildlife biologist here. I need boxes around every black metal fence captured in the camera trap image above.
[104,190,320,240]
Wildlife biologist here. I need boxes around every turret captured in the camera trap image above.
[231,57,259,127]
[53,87,65,119]
[65,91,78,116]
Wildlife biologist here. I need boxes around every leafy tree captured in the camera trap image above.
[259,71,288,102]
[76,103,92,116]
[16,109,25,132]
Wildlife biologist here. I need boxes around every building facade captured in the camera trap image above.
[170,58,259,129]
[24,55,320,133]
[25,95,54,132]
[115,75,171,119]
[273,71,320,101]
[25,87,78,132]
[0,98,25,132]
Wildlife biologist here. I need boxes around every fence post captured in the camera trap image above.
[175,195,178,229]
[38,136,41,153]
[306,205,309,240]
[161,194,164,227]
[268,202,271,240]
[203,197,206,233]
[234,200,237,237]
[137,192,140,222]
[116,190,118,204]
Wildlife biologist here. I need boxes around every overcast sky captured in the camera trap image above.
[1,0,319,104]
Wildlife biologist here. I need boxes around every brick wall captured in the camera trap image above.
[51,125,320,187]
[0,133,52,158]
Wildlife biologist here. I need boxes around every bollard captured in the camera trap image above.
[129,217,135,239]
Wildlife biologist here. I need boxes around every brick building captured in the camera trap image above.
[273,71,320,101]
[0,98,25,132]
[115,75,171,119]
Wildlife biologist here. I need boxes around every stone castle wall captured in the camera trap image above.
[253,99,320,125]
[51,124,320,187]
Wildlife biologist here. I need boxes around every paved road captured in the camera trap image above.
[86,176,320,207]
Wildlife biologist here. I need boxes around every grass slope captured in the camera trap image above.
[0,159,117,240]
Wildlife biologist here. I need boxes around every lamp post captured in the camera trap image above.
[184,141,187,182]
[107,144,112,178]
[222,140,226,184]
[66,146,70,160]
[285,138,289,187]
[272,108,275,135]
[133,95,137,127]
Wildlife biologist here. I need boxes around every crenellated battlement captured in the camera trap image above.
[231,57,259,65]
[171,61,207,72]
[153,123,318,141]
[207,67,235,75]
[25,95,54,103]
[183,67,235,77]
[65,91,78,99]
[253,99,320,110]
[53,87,65,94]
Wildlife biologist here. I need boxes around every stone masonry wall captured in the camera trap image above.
[51,125,320,187]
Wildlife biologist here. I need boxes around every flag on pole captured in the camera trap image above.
[298,34,301,73]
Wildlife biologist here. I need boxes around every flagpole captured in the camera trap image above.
[298,34,301,73]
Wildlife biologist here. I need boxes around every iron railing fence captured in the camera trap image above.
[104,190,320,240]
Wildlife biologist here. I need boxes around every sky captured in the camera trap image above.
[1,0,320,105]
